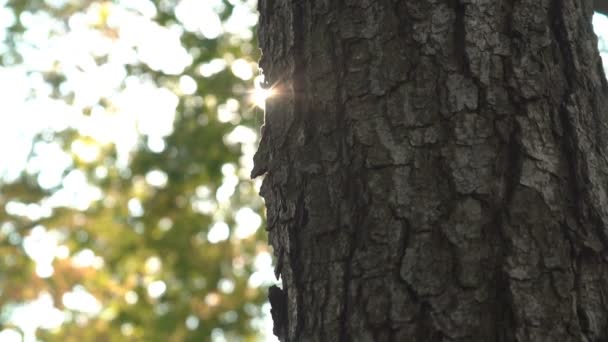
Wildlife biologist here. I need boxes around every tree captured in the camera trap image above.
[254,0,608,340]
[596,0,608,16]
[0,1,270,341]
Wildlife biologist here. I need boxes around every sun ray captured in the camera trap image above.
[249,75,277,110]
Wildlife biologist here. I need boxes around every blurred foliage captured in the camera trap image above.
[0,2,603,341]
[0,0,274,341]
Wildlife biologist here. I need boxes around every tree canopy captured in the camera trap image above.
[0,0,276,341]
[0,1,606,341]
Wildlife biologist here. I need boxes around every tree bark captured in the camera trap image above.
[596,0,608,16]
[253,0,608,340]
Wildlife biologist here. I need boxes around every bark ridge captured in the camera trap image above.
[254,0,608,340]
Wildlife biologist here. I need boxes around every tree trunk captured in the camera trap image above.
[252,0,608,340]
[595,0,608,16]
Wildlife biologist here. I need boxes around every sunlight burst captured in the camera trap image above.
[251,87,274,109]
[250,75,275,109]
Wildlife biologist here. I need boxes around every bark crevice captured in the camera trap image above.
[255,0,608,340]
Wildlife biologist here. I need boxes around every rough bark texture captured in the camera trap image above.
[252,0,608,340]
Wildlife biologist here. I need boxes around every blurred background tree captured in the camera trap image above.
[0,1,605,341]
[0,0,276,341]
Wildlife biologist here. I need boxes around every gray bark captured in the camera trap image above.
[253,0,608,340]
[596,0,608,16]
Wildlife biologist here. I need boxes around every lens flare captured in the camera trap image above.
[251,87,274,109]
[249,75,275,109]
